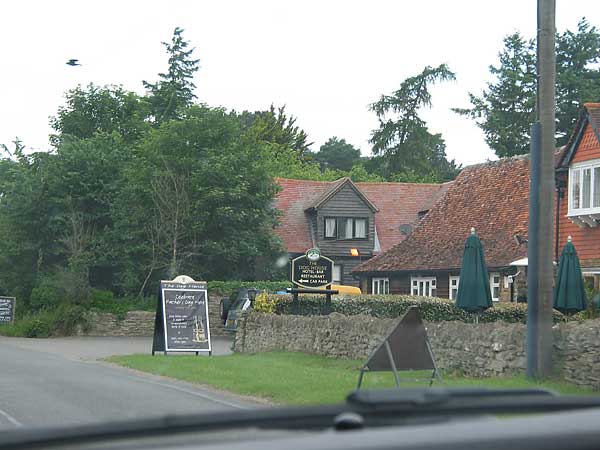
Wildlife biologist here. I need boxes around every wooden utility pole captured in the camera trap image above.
[527,0,555,378]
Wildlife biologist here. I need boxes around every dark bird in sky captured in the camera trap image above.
[66,59,81,66]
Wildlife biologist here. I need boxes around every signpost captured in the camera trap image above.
[291,248,333,289]
[289,248,337,314]
[0,297,15,324]
[152,275,211,356]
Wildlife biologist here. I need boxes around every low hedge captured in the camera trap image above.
[256,294,571,324]
[207,281,291,297]
[0,304,89,338]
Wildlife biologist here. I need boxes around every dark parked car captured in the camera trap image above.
[220,288,259,331]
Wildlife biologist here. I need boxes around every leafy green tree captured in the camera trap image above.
[556,18,600,142]
[453,33,536,157]
[112,106,283,294]
[455,19,600,156]
[313,137,361,171]
[370,64,460,181]
[50,84,150,146]
[143,27,200,123]
[239,105,312,156]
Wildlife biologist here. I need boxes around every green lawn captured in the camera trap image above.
[107,352,599,405]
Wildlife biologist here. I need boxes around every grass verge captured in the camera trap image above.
[107,351,598,405]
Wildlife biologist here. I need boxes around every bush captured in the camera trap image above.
[29,270,90,311]
[88,289,156,317]
[254,290,277,314]
[0,304,88,338]
[207,281,291,297]
[265,294,570,324]
[29,285,61,312]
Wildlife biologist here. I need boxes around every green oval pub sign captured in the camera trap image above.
[291,248,334,289]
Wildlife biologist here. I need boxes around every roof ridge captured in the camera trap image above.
[355,181,446,187]
[460,154,529,172]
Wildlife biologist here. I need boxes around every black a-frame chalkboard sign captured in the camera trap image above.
[152,275,211,356]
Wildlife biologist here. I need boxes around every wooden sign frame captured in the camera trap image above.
[152,275,211,356]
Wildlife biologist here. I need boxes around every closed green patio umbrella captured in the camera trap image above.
[553,236,586,314]
[456,228,493,315]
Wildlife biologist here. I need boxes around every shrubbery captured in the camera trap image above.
[0,304,89,338]
[87,289,156,317]
[207,281,290,297]
[261,293,571,324]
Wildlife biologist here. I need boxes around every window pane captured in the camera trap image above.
[383,279,389,294]
[594,167,600,207]
[431,288,437,297]
[333,265,342,283]
[493,287,499,299]
[345,218,354,239]
[325,218,336,237]
[451,288,458,299]
[354,219,367,238]
[572,170,581,209]
[583,168,591,208]
[337,218,346,238]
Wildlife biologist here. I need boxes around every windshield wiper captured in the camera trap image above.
[2,388,600,450]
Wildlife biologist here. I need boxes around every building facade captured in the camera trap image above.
[273,177,450,286]
[556,103,600,290]
[352,157,531,301]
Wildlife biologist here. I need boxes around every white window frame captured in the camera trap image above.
[411,276,437,297]
[568,159,600,216]
[490,272,501,302]
[449,275,460,300]
[325,218,337,238]
[324,217,369,240]
[372,277,389,294]
[332,264,342,284]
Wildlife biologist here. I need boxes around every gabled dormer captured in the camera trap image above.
[304,177,379,257]
[557,103,600,227]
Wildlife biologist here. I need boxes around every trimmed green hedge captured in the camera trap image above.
[262,294,571,324]
[207,281,291,297]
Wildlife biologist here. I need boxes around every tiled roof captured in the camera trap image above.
[307,177,379,212]
[355,181,450,252]
[353,156,531,273]
[273,179,332,253]
[273,178,449,254]
[558,103,600,168]
[587,102,600,133]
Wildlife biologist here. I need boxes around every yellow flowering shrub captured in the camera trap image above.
[253,290,276,314]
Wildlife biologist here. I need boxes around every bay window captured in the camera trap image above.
[568,160,600,223]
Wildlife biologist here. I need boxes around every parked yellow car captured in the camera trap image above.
[331,284,361,295]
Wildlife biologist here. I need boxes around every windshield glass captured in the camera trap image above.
[1,0,600,439]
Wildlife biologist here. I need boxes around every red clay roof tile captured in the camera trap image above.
[353,156,531,273]
[273,177,448,254]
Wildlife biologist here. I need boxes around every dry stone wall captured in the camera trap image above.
[234,311,600,390]
[83,296,228,337]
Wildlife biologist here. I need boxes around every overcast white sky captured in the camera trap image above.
[1,1,599,166]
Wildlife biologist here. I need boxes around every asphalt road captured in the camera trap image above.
[0,336,257,431]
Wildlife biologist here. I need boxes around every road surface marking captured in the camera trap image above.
[0,408,23,427]
[124,375,252,410]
